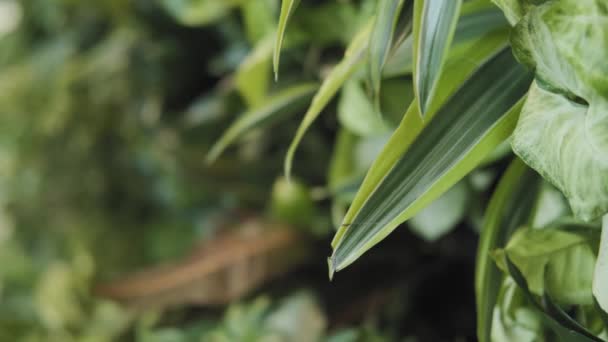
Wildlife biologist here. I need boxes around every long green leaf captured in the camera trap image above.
[413,0,462,116]
[369,0,405,98]
[594,215,608,314]
[506,257,603,342]
[273,0,300,80]
[475,158,541,342]
[206,83,318,164]
[333,30,509,250]
[284,20,373,179]
[330,47,532,274]
[383,0,507,78]
[235,34,274,108]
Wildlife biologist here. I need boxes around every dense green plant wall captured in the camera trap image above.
[0,0,606,341]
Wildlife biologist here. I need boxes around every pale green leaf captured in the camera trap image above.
[332,30,509,250]
[369,0,405,98]
[409,181,469,241]
[235,34,274,108]
[476,158,541,342]
[273,0,300,80]
[330,47,531,273]
[206,83,317,164]
[284,20,373,179]
[509,0,608,221]
[337,80,388,137]
[491,277,545,342]
[505,257,603,342]
[495,227,596,305]
[413,0,462,116]
[594,215,608,314]
[512,82,608,222]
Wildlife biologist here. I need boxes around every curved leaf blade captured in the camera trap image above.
[273,0,300,80]
[506,257,603,342]
[475,158,541,342]
[284,21,373,179]
[333,30,509,248]
[594,215,608,314]
[206,83,318,164]
[369,0,406,98]
[330,47,532,273]
[413,0,462,116]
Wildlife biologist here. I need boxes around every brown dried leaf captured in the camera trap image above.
[95,219,311,309]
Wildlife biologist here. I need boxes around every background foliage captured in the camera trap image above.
[0,0,606,341]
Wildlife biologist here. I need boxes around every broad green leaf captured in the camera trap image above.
[368,0,405,98]
[495,227,596,306]
[409,181,469,241]
[491,277,545,342]
[506,257,603,342]
[337,80,388,137]
[273,0,300,80]
[330,47,531,273]
[332,29,508,250]
[509,0,608,221]
[284,20,373,179]
[512,82,608,222]
[413,0,462,116]
[594,215,608,314]
[235,34,274,108]
[206,83,318,164]
[476,158,541,342]
[161,0,243,26]
[532,183,570,228]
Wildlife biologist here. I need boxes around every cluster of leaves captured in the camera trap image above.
[1,0,607,340]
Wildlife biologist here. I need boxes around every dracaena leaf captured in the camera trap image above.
[475,158,541,342]
[284,20,373,179]
[273,0,300,80]
[330,47,532,274]
[413,0,462,116]
[331,30,508,255]
[368,0,406,99]
[206,83,318,164]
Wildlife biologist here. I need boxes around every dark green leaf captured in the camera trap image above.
[413,0,462,116]
[330,48,532,273]
[475,158,541,342]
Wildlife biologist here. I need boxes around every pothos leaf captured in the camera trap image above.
[413,0,462,116]
[510,0,608,221]
[512,82,608,222]
[494,227,597,306]
[505,257,603,342]
[594,215,608,314]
